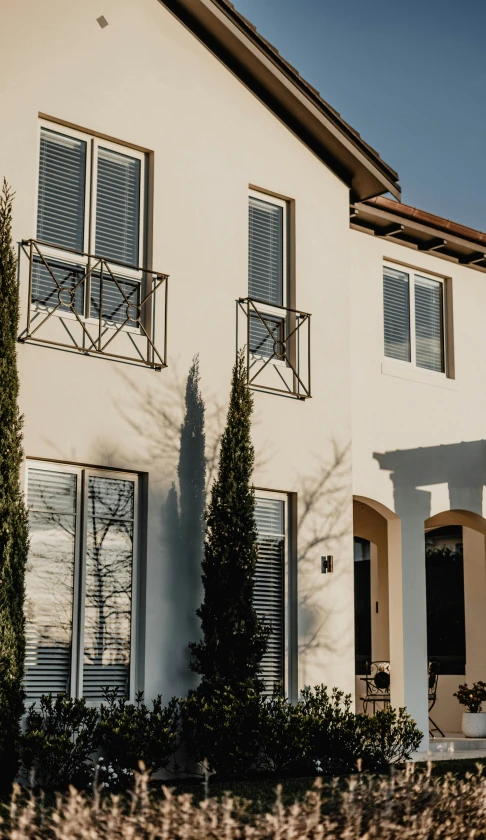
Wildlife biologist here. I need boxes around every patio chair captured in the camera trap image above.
[428,660,444,737]
[360,661,390,715]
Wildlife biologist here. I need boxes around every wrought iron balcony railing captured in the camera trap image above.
[238,297,311,399]
[20,239,168,370]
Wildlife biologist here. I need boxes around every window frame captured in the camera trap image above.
[383,260,448,377]
[254,489,293,697]
[24,460,140,704]
[34,120,147,329]
[248,189,289,367]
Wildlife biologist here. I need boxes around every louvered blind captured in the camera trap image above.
[32,257,85,314]
[83,477,134,702]
[24,470,77,703]
[415,275,444,372]
[249,311,284,358]
[254,498,285,693]
[37,128,86,250]
[383,267,411,362]
[249,197,283,304]
[95,147,141,266]
[90,273,140,326]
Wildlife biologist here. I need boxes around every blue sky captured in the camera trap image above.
[232,0,486,231]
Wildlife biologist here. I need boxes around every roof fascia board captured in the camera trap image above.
[355,202,486,258]
[160,0,401,201]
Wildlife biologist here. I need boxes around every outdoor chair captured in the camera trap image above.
[428,660,444,737]
[360,661,390,714]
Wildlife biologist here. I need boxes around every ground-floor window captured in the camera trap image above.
[425,525,466,675]
[254,494,288,694]
[24,462,138,705]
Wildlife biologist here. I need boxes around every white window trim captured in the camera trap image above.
[255,489,293,697]
[24,460,140,704]
[383,260,448,378]
[33,120,147,330]
[248,189,289,367]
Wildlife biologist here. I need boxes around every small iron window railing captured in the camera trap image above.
[20,239,168,370]
[238,297,311,399]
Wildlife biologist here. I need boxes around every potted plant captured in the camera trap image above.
[454,682,486,737]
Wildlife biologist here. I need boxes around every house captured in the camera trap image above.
[2,0,486,751]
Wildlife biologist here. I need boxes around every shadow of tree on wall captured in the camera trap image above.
[296,441,353,672]
[113,363,225,492]
[162,358,206,690]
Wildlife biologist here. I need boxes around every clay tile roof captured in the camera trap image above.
[365,196,486,250]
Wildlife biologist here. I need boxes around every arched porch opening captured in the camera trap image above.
[353,497,397,713]
[425,510,486,733]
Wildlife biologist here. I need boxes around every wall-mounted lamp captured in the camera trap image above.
[97,15,109,28]
[321,555,334,574]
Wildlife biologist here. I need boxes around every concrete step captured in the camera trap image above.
[411,735,486,762]
[430,736,486,751]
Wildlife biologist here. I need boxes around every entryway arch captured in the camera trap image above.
[425,509,486,733]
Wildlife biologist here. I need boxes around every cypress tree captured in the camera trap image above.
[0,179,29,790]
[189,351,269,692]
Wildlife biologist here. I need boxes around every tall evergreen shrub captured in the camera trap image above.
[0,179,29,790]
[189,351,268,692]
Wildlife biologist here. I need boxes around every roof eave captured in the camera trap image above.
[160,0,401,201]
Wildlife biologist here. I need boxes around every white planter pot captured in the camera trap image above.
[461,712,486,738]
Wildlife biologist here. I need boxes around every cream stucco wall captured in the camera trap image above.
[1,0,356,703]
[350,229,486,739]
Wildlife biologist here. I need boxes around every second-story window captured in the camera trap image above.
[383,263,446,374]
[248,191,287,359]
[34,123,145,324]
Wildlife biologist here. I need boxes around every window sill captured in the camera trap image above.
[381,360,457,391]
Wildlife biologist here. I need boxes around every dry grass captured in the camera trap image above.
[2,764,486,839]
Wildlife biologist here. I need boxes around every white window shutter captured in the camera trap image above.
[95,147,141,266]
[414,275,444,372]
[37,128,86,250]
[254,498,285,693]
[24,469,77,703]
[383,266,411,362]
[249,197,283,304]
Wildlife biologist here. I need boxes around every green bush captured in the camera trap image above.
[19,694,98,790]
[258,690,311,775]
[181,683,265,777]
[96,690,180,788]
[298,685,362,775]
[358,706,423,769]
[182,683,422,780]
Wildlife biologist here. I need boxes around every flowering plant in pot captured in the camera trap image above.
[454,682,486,737]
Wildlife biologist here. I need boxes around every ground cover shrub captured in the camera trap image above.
[5,764,486,839]
[19,694,98,790]
[96,690,180,789]
[358,706,423,769]
[16,686,421,791]
[183,684,422,779]
[298,686,362,775]
[181,683,265,777]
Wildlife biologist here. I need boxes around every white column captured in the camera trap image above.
[388,489,430,749]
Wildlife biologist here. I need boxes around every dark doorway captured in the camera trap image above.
[425,526,466,675]
[354,537,371,675]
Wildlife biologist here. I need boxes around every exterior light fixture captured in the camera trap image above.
[97,15,108,28]
[321,555,334,574]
